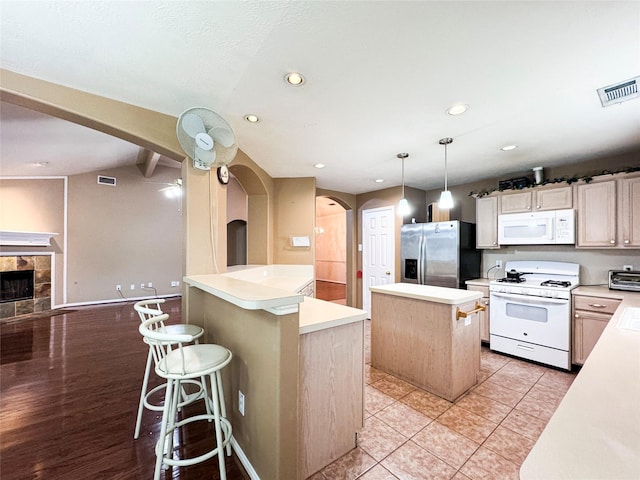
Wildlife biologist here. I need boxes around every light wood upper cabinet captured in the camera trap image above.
[620,176,640,247]
[535,186,573,211]
[576,180,617,247]
[500,191,533,213]
[476,196,499,249]
[500,185,573,214]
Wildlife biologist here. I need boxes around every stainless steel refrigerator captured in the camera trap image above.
[401,221,480,289]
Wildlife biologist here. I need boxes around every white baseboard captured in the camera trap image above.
[231,436,260,480]
[58,294,181,309]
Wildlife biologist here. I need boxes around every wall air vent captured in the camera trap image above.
[597,76,639,107]
[97,175,116,186]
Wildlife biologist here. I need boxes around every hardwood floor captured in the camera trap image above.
[0,298,249,480]
[315,281,346,302]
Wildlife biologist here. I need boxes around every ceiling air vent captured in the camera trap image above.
[97,175,116,186]
[597,76,639,107]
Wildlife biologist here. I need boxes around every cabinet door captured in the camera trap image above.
[621,176,640,247]
[572,310,611,365]
[480,297,490,342]
[467,285,490,342]
[576,180,617,247]
[535,186,573,211]
[500,191,532,213]
[476,196,499,248]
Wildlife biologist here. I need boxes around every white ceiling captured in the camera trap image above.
[1,1,639,194]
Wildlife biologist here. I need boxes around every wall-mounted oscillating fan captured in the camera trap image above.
[176,107,238,170]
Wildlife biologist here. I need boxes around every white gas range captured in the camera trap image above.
[489,261,580,370]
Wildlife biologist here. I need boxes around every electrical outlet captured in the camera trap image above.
[147,282,153,288]
[495,260,502,269]
[116,284,121,291]
[130,284,135,290]
[238,390,245,416]
[140,283,145,289]
[171,280,180,287]
[623,265,633,271]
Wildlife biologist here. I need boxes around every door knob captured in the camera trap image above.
[386,271,391,275]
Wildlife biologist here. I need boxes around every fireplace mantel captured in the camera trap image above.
[0,230,58,247]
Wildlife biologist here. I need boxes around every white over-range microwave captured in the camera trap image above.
[498,209,575,245]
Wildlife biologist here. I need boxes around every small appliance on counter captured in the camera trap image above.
[609,270,640,292]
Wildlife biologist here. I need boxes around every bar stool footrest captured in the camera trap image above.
[155,414,232,467]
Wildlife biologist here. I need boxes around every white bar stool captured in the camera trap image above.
[139,313,232,480]
[133,299,205,439]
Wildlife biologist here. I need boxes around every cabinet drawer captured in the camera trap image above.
[467,285,489,297]
[573,295,621,314]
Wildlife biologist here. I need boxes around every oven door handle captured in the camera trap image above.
[490,292,569,305]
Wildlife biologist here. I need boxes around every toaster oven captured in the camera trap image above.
[609,270,640,292]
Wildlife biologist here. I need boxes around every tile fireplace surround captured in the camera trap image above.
[0,255,52,319]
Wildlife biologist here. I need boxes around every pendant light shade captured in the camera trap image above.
[397,153,411,216]
[438,138,454,209]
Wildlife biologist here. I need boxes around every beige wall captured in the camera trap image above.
[67,165,182,303]
[274,177,316,265]
[227,176,248,222]
[0,177,65,305]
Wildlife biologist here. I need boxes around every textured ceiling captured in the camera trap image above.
[1,1,639,193]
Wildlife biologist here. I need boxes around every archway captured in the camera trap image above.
[228,163,269,265]
[315,195,356,306]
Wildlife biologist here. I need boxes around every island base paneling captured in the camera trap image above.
[370,292,480,402]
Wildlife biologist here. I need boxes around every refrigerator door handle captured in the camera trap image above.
[419,229,426,284]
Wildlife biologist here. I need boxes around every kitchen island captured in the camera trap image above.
[183,269,366,480]
[520,288,640,479]
[370,283,483,402]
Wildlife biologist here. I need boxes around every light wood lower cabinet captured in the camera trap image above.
[467,284,490,342]
[572,294,621,365]
[299,321,364,479]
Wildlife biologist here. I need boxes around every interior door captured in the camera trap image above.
[362,206,395,317]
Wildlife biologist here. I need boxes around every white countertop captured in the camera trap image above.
[185,268,367,334]
[370,283,482,305]
[299,297,368,334]
[184,274,304,313]
[465,278,491,287]
[520,290,640,479]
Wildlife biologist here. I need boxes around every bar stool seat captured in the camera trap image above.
[139,313,232,480]
[133,299,205,439]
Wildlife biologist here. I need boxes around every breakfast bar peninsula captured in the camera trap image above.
[370,283,483,402]
[183,266,366,480]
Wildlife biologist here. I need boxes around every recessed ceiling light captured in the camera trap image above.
[244,114,259,123]
[375,179,384,183]
[314,163,325,169]
[36,162,49,167]
[501,144,518,151]
[446,104,469,115]
[285,72,305,86]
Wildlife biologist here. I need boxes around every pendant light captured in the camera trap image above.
[397,153,411,216]
[438,138,454,209]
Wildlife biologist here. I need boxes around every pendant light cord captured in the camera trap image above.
[444,143,448,191]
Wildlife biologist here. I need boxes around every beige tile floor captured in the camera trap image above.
[308,320,576,480]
